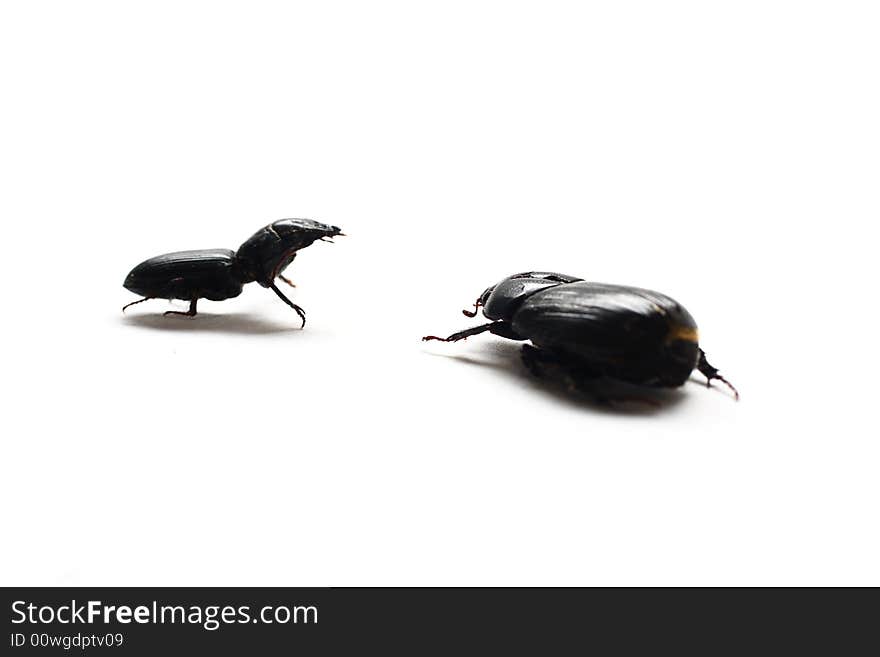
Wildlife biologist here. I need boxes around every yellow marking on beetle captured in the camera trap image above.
[666,325,699,344]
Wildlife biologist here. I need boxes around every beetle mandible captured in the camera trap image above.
[122,218,343,326]
[423,271,738,399]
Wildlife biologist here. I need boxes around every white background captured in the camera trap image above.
[1,1,878,586]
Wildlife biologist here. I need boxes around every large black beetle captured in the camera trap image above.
[123,218,342,326]
[423,272,738,399]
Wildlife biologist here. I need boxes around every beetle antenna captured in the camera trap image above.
[122,297,153,312]
[462,298,483,318]
[697,349,739,400]
[423,322,496,343]
[269,283,307,328]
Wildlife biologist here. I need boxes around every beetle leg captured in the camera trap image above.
[423,321,523,342]
[462,298,483,318]
[521,344,579,382]
[279,274,296,288]
[521,344,548,377]
[122,297,153,312]
[697,348,739,400]
[422,322,497,342]
[269,282,306,328]
[164,298,198,317]
[522,345,660,405]
[521,344,595,393]
[488,321,527,340]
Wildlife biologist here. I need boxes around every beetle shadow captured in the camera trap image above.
[426,340,690,416]
[122,311,301,335]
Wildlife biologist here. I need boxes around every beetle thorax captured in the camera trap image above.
[482,273,583,321]
[235,219,343,287]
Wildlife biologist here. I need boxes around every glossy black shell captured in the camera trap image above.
[123,249,244,301]
[482,272,701,387]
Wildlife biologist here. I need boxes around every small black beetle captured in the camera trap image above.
[423,272,738,399]
[123,218,343,326]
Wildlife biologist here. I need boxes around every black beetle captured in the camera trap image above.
[122,218,343,326]
[423,272,738,399]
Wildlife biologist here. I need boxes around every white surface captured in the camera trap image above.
[1,1,878,586]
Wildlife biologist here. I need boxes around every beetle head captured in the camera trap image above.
[468,272,583,321]
[236,218,343,287]
[271,218,343,246]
